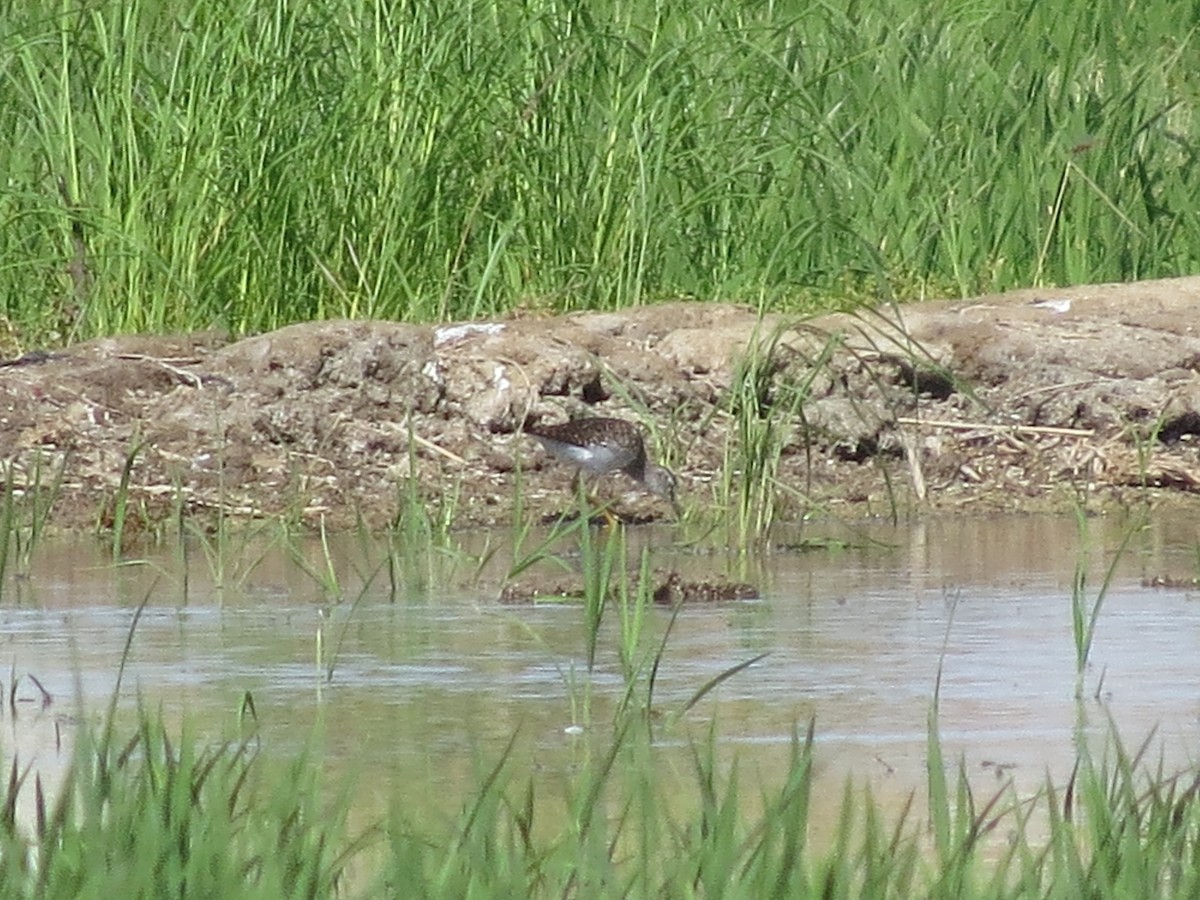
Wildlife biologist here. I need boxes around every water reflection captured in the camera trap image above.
[3,511,1199,834]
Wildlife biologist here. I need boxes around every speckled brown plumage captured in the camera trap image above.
[525,416,677,505]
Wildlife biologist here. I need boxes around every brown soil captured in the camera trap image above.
[5,275,1200,533]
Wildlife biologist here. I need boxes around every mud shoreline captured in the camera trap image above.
[3,275,1200,532]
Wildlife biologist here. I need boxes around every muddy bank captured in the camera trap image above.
[3,276,1200,532]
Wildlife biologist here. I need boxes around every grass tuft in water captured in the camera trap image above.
[103,435,147,560]
[0,452,66,594]
[1070,505,1144,699]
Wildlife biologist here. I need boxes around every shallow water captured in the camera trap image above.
[5,511,1200,834]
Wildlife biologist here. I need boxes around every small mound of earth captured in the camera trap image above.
[651,572,759,605]
[498,571,759,605]
[4,275,1200,532]
[1140,575,1200,590]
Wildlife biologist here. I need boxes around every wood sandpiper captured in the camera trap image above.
[525,416,679,515]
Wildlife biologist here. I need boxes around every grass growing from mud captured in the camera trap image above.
[716,319,843,542]
[1,0,1196,345]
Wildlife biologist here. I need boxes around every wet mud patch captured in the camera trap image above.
[4,275,1200,531]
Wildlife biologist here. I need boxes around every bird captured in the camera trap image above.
[525,416,679,516]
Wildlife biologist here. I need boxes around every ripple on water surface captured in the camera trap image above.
[4,512,1200,831]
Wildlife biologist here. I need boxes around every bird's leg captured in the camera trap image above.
[592,492,621,528]
[571,470,619,527]
[592,483,622,529]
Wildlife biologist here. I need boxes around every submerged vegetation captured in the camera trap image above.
[1,0,1197,345]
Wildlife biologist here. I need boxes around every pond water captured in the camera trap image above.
[4,510,1200,835]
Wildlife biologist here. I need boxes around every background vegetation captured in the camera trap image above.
[1,0,1196,345]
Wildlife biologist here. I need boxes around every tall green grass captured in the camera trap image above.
[1,0,1195,344]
